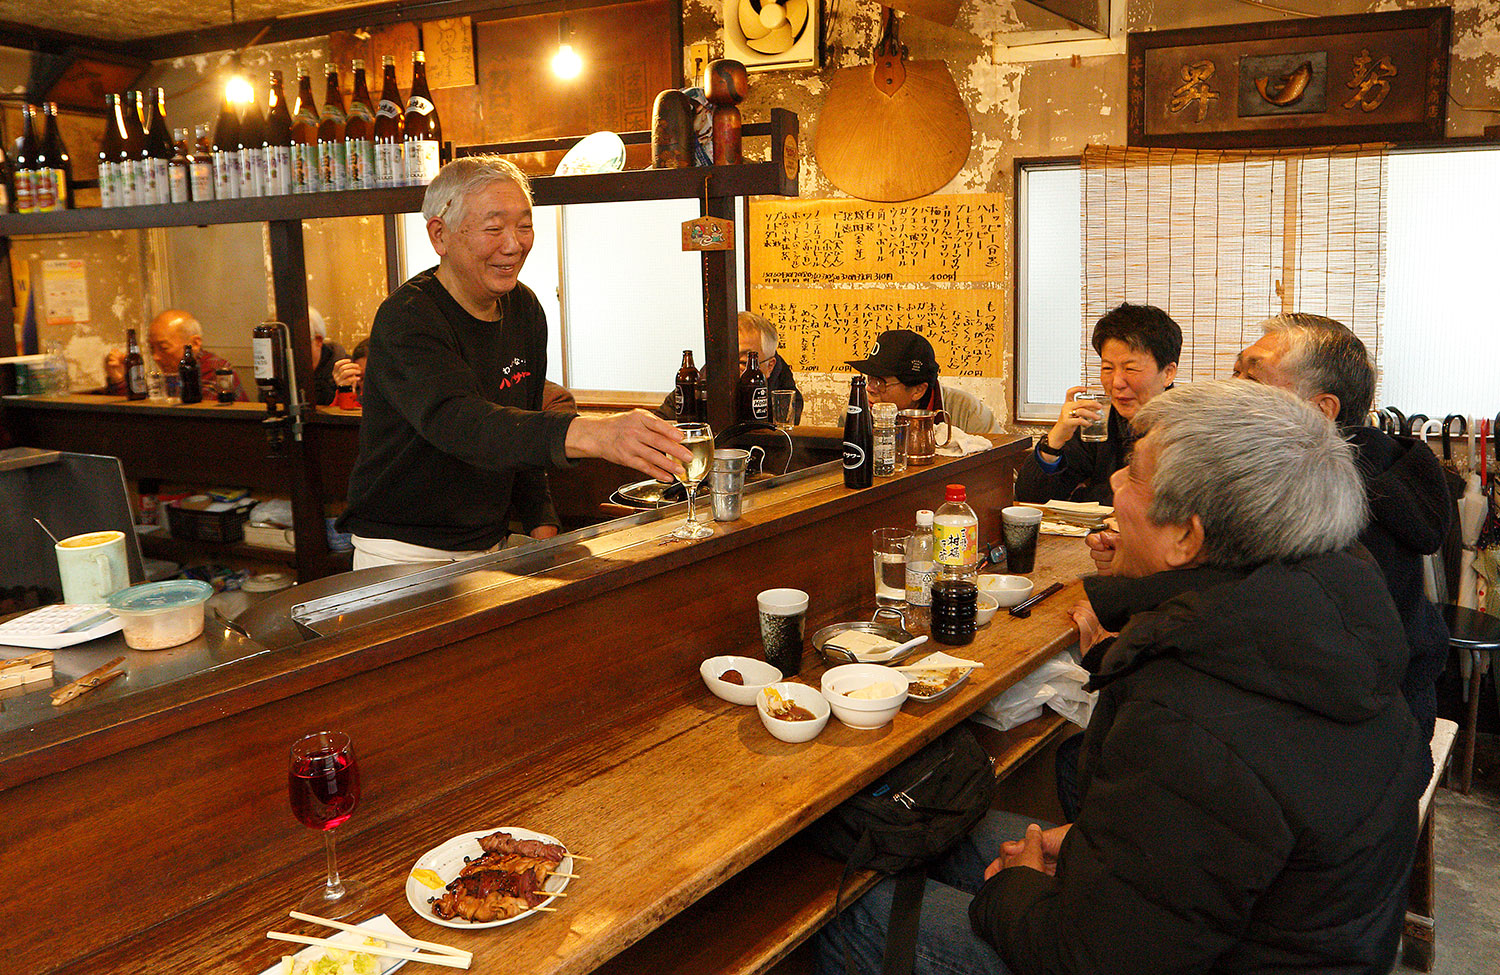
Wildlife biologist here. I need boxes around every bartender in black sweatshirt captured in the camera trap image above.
[339,157,689,568]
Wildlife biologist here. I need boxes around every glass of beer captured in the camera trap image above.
[673,422,715,540]
[1076,387,1110,443]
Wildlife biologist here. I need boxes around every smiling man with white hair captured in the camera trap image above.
[339,156,691,567]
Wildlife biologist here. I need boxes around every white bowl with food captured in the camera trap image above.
[756,682,830,743]
[700,655,782,706]
[975,591,1000,626]
[977,574,1034,608]
[820,663,910,730]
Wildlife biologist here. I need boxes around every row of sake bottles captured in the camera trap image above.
[11,102,74,213]
[99,51,443,208]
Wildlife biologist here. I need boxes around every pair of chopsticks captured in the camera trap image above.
[269,911,473,969]
[50,655,125,706]
[1010,582,1064,619]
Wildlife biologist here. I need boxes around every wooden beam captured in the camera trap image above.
[0,20,135,57]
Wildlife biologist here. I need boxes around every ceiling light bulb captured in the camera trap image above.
[225,74,255,105]
[552,43,583,80]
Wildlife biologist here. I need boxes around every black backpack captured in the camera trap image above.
[810,723,998,975]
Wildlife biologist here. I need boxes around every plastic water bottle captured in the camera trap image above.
[905,509,936,607]
[934,484,978,584]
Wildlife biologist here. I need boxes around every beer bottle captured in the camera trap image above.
[35,103,71,211]
[98,95,123,208]
[189,123,215,201]
[0,116,10,212]
[168,127,190,202]
[13,104,37,214]
[143,89,173,204]
[316,63,347,191]
[263,70,294,195]
[373,55,405,188]
[738,350,769,423]
[674,350,700,420]
[178,344,203,404]
[290,66,320,193]
[210,87,241,201]
[402,51,442,185]
[124,328,147,400]
[345,59,376,190]
[237,88,266,198]
[842,375,874,489]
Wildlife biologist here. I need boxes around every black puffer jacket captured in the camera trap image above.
[1012,408,1134,505]
[971,552,1428,975]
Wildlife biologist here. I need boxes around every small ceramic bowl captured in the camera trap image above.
[757,682,831,743]
[975,591,1000,626]
[701,655,782,706]
[977,574,1034,608]
[820,663,910,730]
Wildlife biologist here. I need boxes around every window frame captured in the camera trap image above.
[1012,155,1082,424]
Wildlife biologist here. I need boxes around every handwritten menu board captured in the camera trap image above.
[754,288,1004,377]
[749,194,1006,286]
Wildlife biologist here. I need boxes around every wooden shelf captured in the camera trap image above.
[138,529,299,568]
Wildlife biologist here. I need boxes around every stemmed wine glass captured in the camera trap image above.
[672,421,715,540]
[288,730,369,918]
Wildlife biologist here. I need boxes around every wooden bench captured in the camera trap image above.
[1402,717,1460,971]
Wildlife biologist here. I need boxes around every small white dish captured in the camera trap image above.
[757,682,830,743]
[975,591,999,625]
[977,574,1034,608]
[700,655,782,706]
[820,664,910,730]
[406,827,572,929]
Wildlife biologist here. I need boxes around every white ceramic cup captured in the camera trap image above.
[56,530,129,605]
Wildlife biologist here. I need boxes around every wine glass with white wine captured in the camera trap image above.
[672,422,715,540]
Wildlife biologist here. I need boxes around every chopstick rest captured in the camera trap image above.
[50,655,126,706]
[1009,582,1064,619]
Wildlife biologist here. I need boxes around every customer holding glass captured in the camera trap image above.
[1013,302,1180,504]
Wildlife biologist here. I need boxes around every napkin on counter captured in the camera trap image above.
[935,425,993,457]
[1041,521,1092,537]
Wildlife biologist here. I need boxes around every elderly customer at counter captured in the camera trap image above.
[337,155,690,569]
[658,310,803,424]
[1013,302,1179,504]
[1233,313,1450,743]
[103,309,248,401]
[846,328,998,434]
[818,380,1427,975]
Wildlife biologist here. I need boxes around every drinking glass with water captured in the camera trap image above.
[872,528,911,607]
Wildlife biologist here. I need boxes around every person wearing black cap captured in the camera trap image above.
[846,329,998,435]
[1014,302,1181,505]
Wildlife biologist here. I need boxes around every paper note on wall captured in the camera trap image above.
[754,288,1004,377]
[749,193,1006,286]
[42,259,90,327]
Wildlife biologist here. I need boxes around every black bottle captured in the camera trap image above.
[738,350,769,423]
[178,345,202,404]
[843,374,874,489]
[674,349,700,420]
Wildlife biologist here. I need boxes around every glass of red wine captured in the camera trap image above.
[288,730,369,918]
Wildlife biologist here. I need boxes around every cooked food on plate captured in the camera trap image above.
[720,669,745,685]
[907,668,965,697]
[428,830,568,923]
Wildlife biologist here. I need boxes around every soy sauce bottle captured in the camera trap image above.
[843,375,874,489]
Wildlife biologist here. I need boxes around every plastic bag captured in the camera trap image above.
[972,650,1095,731]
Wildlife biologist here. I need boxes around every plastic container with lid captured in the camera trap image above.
[106,579,213,651]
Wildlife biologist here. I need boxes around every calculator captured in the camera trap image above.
[0,604,123,650]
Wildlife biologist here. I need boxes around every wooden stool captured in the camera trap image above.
[1443,604,1500,794]
[1403,718,1459,971]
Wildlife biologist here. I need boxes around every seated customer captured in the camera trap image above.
[1235,312,1449,742]
[308,307,350,407]
[104,309,247,401]
[1013,302,1179,504]
[659,311,803,424]
[846,329,997,434]
[819,380,1427,975]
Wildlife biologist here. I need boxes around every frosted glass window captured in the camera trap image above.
[1379,148,1500,418]
[1017,162,1083,420]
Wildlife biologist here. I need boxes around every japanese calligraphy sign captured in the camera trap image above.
[1127,8,1449,149]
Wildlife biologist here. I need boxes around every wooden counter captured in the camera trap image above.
[0,437,1093,975]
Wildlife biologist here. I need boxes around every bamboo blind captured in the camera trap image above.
[1080,144,1388,386]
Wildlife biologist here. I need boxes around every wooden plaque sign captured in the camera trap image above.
[682,215,735,251]
[1127,8,1450,148]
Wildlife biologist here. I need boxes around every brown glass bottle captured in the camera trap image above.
[120,92,150,207]
[124,328,147,400]
[402,51,442,185]
[344,60,376,190]
[169,127,190,202]
[738,351,770,423]
[263,70,293,195]
[0,115,11,212]
[674,350,701,420]
[373,55,405,188]
[237,88,265,198]
[316,63,347,191]
[190,123,214,201]
[178,344,203,404]
[33,103,71,211]
[210,86,241,201]
[98,95,124,208]
[290,66,320,193]
[13,104,38,213]
[143,89,173,204]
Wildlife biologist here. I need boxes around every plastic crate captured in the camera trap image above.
[166,499,255,544]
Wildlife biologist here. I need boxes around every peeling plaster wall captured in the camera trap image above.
[684,0,1500,428]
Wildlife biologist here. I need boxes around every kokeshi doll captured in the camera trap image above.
[651,89,695,169]
[706,59,748,165]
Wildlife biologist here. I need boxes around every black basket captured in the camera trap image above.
[167,500,255,543]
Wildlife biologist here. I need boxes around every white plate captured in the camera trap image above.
[260,912,410,974]
[406,827,573,929]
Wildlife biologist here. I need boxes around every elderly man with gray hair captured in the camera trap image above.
[1234,313,1450,741]
[822,380,1428,975]
[339,156,691,568]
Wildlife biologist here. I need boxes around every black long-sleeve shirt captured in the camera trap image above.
[338,270,574,551]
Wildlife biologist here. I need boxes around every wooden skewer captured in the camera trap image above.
[288,911,471,960]
[549,872,579,879]
[565,852,593,861]
[268,932,471,969]
[50,657,125,706]
[530,905,558,912]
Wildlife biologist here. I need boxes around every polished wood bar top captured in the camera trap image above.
[62,536,1093,975]
[3,392,361,425]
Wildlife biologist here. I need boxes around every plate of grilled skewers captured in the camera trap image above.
[406,827,577,929]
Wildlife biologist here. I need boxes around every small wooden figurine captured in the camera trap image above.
[706,59,749,165]
[652,89,695,169]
